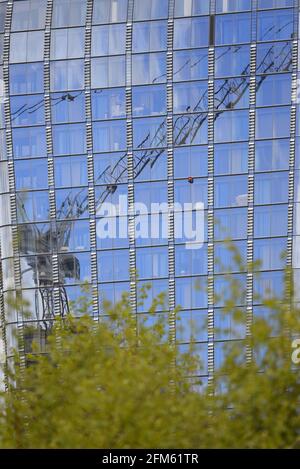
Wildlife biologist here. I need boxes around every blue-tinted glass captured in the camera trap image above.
[134,181,168,210]
[10,63,44,95]
[176,310,208,343]
[93,120,126,152]
[174,146,208,179]
[254,205,288,238]
[51,28,85,60]
[94,153,127,185]
[91,24,126,56]
[254,271,285,303]
[215,240,247,273]
[134,0,168,20]
[93,0,128,24]
[91,56,126,88]
[92,88,126,120]
[133,21,167,53]
[215,175,248,208]
[132,52,166,85]
[174,113,208,145]
[257,10,294,42]
[174,179,208,206]
[56,188,89,219]
[256,106,290,139]
[99,282,130,307]
[16,191,49,222]
[175,245,207,276]
[10,95,45,127]
[254,238,287,270]
[13,126,46,158]
[176,277,208,309]
[134,150,167,181]
[174,17,209,49]
[10,31,44,63]
[256,41,292,74]
[53,124,86,156]
[12,0,47,31]
[98,250,129,282]
[215,77,249,110]
[60,252,91,285]
[256,74,291,106]
[215,110,249,143]
[214,143,248,175]
[133,117,166,149]
[15,159,48,190]
[136,247,168,279]
[174,82,208,113]
[51,91,85,124]
[216,0,251,12]
[258,0,293,8]
[215,45,250,78]
[215,13,251,45]
[175,0,209,16]
[255,139,290,171]
[214,207,248,240]
[173,49,208,82]
[52,0,87,27]
[254,172,289,205]
[57,220,90,252]
[137,279,169,312]
[132,85,166,117]
[0,3,6,33]
[51,60,84,91]
[54,155,88,187]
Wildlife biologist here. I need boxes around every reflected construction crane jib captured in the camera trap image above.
[11,17,294,330]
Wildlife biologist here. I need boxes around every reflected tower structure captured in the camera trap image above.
[0,0,299,385]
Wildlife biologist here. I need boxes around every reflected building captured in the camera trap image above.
[0,0,299,383]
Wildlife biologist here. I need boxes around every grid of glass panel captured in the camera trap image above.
[0,0,299,379]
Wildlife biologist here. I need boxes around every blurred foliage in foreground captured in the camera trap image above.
[1,268,300,449]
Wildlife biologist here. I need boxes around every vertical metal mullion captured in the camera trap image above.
[84,0,98,318]
[167,0,175,347]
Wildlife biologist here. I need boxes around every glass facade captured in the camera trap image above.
[0,0,299,382]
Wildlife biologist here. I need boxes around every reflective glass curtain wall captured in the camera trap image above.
[0,0,299,383]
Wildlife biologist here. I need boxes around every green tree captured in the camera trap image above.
[0,268,300,449]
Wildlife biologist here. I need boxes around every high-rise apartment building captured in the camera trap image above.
[0,0,299,381]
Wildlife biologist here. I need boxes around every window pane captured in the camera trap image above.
[52,0,87,27]
[92,88,126,119]
[216,0,251,12]
[93,0,128,24]
[174,146,208,179]
[214,77,249,110]
[10,31,44,63]
[175,0,209,16]
[256,106,290,139]
[214,207,248,240]
[174,81,208,113]
[258,0,293,8]
[50,60,84,91]
[173,49,208,82]
[15,159,48,190]
[215,45,250,77]
[136,247,169,279]
[174,113,208,146]
[257,10,294,42]
[132,85,166,117]
[51,28,85,59]
[175,245,207,276]
[256,41,292,74]
[215,110,249,143]
[254,172,289,205]
[214,142,248,175]
[132,52,166,85]
[254,205,288,238]
[10,63,44,95]
[215,13,251,45]
[10,95,45,127]
[53,124,86,155]
[132,21,167,53]
[92,24,126,56]
[133,117,166,149]
[254,238,286,271]
[55,155,88,187]
[51,91,85,124]
[134,0,168,20]
[255,139,290,171]
[256,74,291,106]
[215,175,248,208]
[93,120,126,152]
[174,17,209,49]
[12,0,47,31]
[13,127,46,158]
[91,56,125,88]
